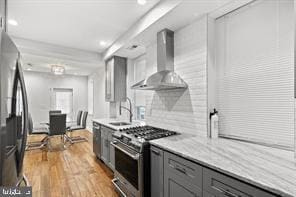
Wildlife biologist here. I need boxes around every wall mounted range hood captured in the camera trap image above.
[131,29,187,91]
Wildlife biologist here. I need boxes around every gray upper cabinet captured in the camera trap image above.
[150,146,164,197]
[0,0,6,30]
[105,56,127,102]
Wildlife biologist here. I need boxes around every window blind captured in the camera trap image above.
[215,0,294,149]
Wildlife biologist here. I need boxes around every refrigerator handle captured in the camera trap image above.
[13,60,29,175]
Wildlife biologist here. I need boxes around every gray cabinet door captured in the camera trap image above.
[164,151,202,197]
[0,0,6,30]
[105,56,127,102]
[92,124,101,158]
[164,170,202,197]
[203,191,216,197]
[108,131,115,171]
[150,146,164,197]
[100,127,109,164]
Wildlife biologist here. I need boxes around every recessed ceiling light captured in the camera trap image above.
[137,0,147,5]
[26,68,32,71]
[99,41,107,47]
[8,19,18,26]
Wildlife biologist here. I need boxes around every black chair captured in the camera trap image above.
[49,110,62,115]
[48,114,67,149]
[67,110,83,128]
[26,114,49,150]
[66,111,88,143]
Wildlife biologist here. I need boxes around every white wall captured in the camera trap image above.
[89,67,109,120]
[144,16,208,136]
[24,71,88,127]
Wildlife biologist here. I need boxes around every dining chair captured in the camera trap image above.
[49,110,62,115]
[65,111,88,144]
[48,113,67,149]
[67,110,83,128]
[26,113,49,151]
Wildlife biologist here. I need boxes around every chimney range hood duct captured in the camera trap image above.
[131,29,187,91]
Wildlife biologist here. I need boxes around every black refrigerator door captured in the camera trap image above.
[0,30,28,186]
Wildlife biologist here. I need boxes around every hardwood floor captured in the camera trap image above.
[24,130,119,197]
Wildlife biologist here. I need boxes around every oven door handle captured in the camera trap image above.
[110,142,140,160]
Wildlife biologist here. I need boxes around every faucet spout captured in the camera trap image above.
[119,97,133,123]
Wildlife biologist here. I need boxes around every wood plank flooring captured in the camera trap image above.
[24,130,119,197]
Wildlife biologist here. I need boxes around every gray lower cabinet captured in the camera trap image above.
[100,125,115,171]
[151,146,164,197]
[152,147,277,197]
[203,191,215,197]
[108,131,115,171]
[100,128,109,164]
[164,152,202,197]
[93,122,101,158]
[203,168,276,197]
[164,172,202,197]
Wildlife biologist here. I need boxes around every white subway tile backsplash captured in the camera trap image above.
[145,16,208,136]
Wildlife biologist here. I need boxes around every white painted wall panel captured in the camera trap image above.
[24,71,88,128]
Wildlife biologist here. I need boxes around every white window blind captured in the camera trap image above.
[53,88,73,121]
[216,0,294,149]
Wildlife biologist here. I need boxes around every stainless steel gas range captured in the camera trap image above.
[111,126,178,197]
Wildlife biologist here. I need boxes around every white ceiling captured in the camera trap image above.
[115,0,236,58]
[5,0,246,76]
[7,0,160,52]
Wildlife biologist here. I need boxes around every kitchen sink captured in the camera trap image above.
[109,122,131,126]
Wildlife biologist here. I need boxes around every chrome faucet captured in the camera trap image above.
[119,97,133,123]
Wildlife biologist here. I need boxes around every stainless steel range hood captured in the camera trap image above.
[131,29,187,91]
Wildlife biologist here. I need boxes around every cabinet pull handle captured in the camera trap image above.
[175,165,187,175]
[151,149,160,156]
[212,185,241,197]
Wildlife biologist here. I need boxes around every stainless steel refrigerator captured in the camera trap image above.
[0,30,28,186]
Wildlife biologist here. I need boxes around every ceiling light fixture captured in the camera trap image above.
[51,65,65,75]
[8,19,18,26]
[137,0,147,5]
[99,41,107,47]
[26,68,32,71]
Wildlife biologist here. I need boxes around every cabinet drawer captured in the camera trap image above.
[203,168,277,197]
[164,152,202,188]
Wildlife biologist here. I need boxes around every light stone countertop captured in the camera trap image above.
[92,118,146,130]
[150,134,296,197]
